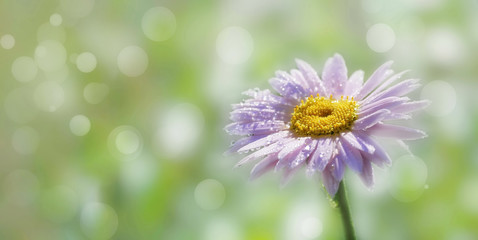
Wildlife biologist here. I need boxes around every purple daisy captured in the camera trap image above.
[225,54,429,197]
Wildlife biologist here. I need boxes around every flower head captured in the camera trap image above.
[225,54,429,197]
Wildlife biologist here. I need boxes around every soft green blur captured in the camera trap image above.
[1,0,477,239]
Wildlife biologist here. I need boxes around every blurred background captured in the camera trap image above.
[1,0,477,239]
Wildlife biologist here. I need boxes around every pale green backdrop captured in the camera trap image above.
[1,0,477,239]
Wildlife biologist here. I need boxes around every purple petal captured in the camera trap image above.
[358,97,409,116]
[225,134,269,156]
[382,113,411,121]
[358,134,391,167]
[231,101,291,112]
[390,100,431,114]
[330,156,345,181]
[362,78,420,105]
[290,69,311,92]
[344,70,364,97]
[341,132,375,154]
[280,164,301,187]
[353,109,390,130]
[242,89,289,104]
[270,71,308,102]
[338,139,363,173]
[250,152,279,180]
[355,61,393,100]
[359,157,374,188]
[307,138,335,175]
[367,123,427,140]
[237,131,290,152]
[322,165,340,197]
[276,139,308,170]
[235,138,294,167]
[224,121,286,136]
[295,59,327,96]
[230,108,288,123]
[322,53,348,96]
[365,70,410,100]
[290,139,317,168]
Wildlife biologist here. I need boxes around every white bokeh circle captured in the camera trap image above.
[50,13,63,26]
[1,34,15,49]
[389,155,428,202]
[425,28,465,66]
[121,157,158,196]
[203,218,243,240]
[76,52,97,73]
[366,23,396,53]
[117,45,148,77]
[154,103,205,159]
[35,40,67,72]
[301,217,323,239]
[194,179,226,210]
[34,80,65,112]
[70,115,91,136]
[420,80,457,117]
[108,126,143,160]
[12,56,38,82]
[141,7,176,42]
[80,202,119,240]
[216,26,254,64]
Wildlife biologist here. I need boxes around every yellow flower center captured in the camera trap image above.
[290,94,358,137]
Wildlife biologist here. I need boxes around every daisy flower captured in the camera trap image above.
[225,54,428,197]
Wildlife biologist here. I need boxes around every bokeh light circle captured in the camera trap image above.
[421,80,457,117]
[12,126,40,155]
[1,34,15,49]
[80,202,119,240]
[194,179,226,210]
[117,45,148,77]
[34,40,67,72]
[301,217,323,239]
[203,218,243,240]
[425,28,464,66]
[216,26,254,64]
[121,157,158,196]
[34,80,65,112]
[366,23,396,53]
[141,7,176,42]
[50,13,63,26]
[115,130,140,155]
[70,115,91,136]
[12,56,38,82]
[108,126,143,160]
[389,155,428,202]
[154,103,205,159]
[76,52,97,73]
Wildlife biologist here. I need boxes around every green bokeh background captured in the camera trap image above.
[1,0,478,239]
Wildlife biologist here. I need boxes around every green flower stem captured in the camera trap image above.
[334,180,356,240]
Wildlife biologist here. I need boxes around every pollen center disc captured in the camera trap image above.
[290,95,358,137]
